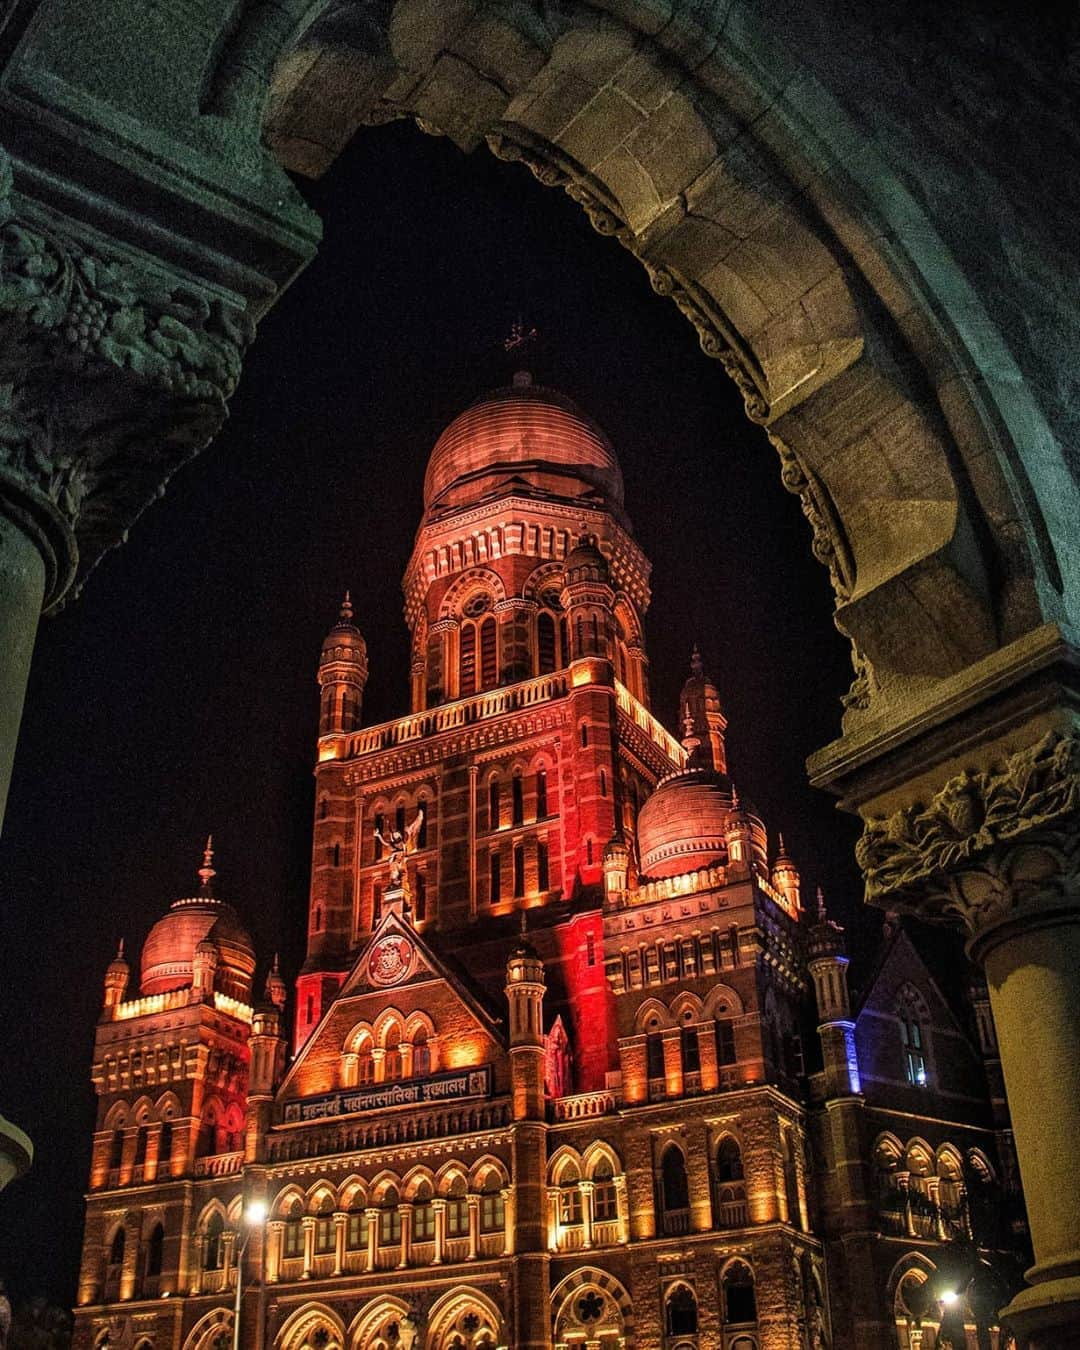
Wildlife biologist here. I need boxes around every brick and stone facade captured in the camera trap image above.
[74,378,1026,1350]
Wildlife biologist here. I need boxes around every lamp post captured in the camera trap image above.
[232,1200,268,1350]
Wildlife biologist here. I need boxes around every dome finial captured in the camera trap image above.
[198,835,216,894]
[340,590,353,623]
[115,938,125,961]
[690,644,704,677]
[816,885,827,922]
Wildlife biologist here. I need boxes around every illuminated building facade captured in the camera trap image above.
[74,377,1026,1350]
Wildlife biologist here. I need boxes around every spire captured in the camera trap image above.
[115,938,125,961]
[339,590,353,624]
[816,885,827,923]
[690,643,704,677]
[198,834,216,895]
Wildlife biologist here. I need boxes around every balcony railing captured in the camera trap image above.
[614,682,687,766]
[322,672,572,762]
[552,1090,616,1121]
[267,1100,511,1163]
[661,1208,691,1236]
[194,1151,244,1177]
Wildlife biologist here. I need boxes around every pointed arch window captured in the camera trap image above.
[459,623,478,696]
[203,1212,225,1271]
[513,843,525,898]
[592,1157,618,1222]
[480,616,498,689]
[158,1121,172,1170]
[412,1028,431,1077]
[108,1128,124,1173]
[646,1032,665,1082]
[665,1284,698,1336]
[660,1145,690,1234]
[145,1222,164,1279]
[488,779,501,831]
[105,1227,125,1300]
[315,1198,335,1254]
[512,773,524,826]
[346,1204,367,1250]
[537,840,550,893]
[723,1261,757,1324]
[716,1019,737,1066]
[134,1124,148,1169]
[538,611,557,673]
[902,1012,928,1086]
[480,1173,505,1232]
[413,1186,435,1241]
[536,768,548,818]
[681,1025,701,1076]
[378,1188,402,1245]
[283,1202,304,1258]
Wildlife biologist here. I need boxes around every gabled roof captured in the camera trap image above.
[854,922,976,1051]
[276,910,505,1101]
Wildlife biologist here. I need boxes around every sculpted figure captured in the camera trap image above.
[375,805,425,888]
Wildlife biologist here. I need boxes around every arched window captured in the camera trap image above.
[203,1212,225,1271]
[646,1032,665,1081]
[379,1187,402,1245]
[592,1158,618,1223]
[446,1176,468,1238]
[314,1197,335,1254]
[489,852,502,905]
[557,1162,582,1227]
[395,803,406,836]
[537,840,550,892]
[480,1173,505,1232]
[158,1121,172,1172]
[373,813,385,860]
[536,768,548,818]
[384,1041,402,1082]
[414,871,427,922]
[283,1201,304,1258]
[902,1011,927,1085]
[716,1018,737,1066]
[512,773,524,825]
[108,1128,124,1172]
[145,1222,164,1278]
[488,779,501,830]
[537,612,557,673]
[413,1028,431,1077]
[513,843,525,898]
[413,1184,435,1241]
[681,1025,701,1077]
[460,622,477,696]
[716,1136,744,1182]
[105,1227,125,1299]
[356,1037,375,1085]
[723,1261,757,1324]
[479,616,497,689]
[660,1146,690,1233]
[666,1284,698,1336]
[134,1125,148,1169]
[346,1203,367,1250]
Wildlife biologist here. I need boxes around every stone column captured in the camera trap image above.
[468,764,479,920]
[341,1052,358,1088]
[398,1202,412,1268]
[265,1222,283,1284]
[614,1175,630,1244]
[846,722,1080,1348]
[222,1230,236,1289]
[365,1207,379,1271]
[501,1186,515,1256]
[466,1194,480,1260]
[432,1198,446,1264]
[579,1179,594,1249]
[300,1216,315,1278]
[661,1029,683,1098]
[332,1212,346,1276]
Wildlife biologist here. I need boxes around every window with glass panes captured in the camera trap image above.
[315,1209,334,1253]
[480,1185,505,1232]
[446,1188,468,1237]
[413,1199,435,1241]
[379,1196,401,1244]
[346,1209,366,1249]
[716,1019,737,1065]
[593,1162,618,1222]
[902,1015,927,1085]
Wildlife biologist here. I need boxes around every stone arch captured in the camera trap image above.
[551,1266,634,1346]
[272,1184,307,1218]
[582,1140,621,1178]
[372,1006,405,1047]
[338,1174,368,1210]
[434,1160,469,1194]
[468,1154,509,1190]
[548,1145,584,1186]
[344,1019,375,1054]
[305,1179,337,1212]
[523,560,566,602]
[400,1163,436,1200]
[437,568,507,620]
[102,1102,129,1130]
[130,1095,153,1125]
[153,1090,182,1121]
[368,1169,402,1203]
[703,983,745,1019]
[263,0,1080,708]
[425,1288,505,1349]
[275,1303,346,1350]
[634,997,673,1033]
[182,1308,233,1350]
[887,1250,939,1326]
[348,1298,411,1350]
[668,990,704,1024]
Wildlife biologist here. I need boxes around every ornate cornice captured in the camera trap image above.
[855,729,1080,933]
[0,149,255,606]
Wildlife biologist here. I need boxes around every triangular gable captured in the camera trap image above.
[856,928,974,1049]
[276,911,505,1105]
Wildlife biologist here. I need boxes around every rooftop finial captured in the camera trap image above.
[816,885,827,922]
[690,643,704,677]
[505,316,538,354]
[198,834,216,893]
[519,907,528,940]
[339,590,353,623]
[683,702,696,740]
[115,938,125,960]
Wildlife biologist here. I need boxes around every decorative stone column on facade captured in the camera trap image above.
[399,1201,412,1268]
[432,1198,446,1264]
[547,1186,560,1251]
[221,1229,236,1289]
[837,719,1080,1348]
[579,1179,595,1249]
[614,1175,630,1244]
[300,1215,315,1278]
[661,1028,683,1098]
[341,1052,358,1088]
[265,1221,283,1284]
[466,1193,480,1260]
[332,1211,346,1276]
[501,1185,515,1255]
[365,1207,379,1271]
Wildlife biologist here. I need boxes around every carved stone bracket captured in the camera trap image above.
[855,730,1080,933]
[0,149,255,609]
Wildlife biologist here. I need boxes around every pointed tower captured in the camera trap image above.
[102,940,129,1013]
[505,927,551,1349]
[679,645,728,772]
[246,957,288,1161]
[318,592,368,736]
[808,889,859,1097]
[771,835,803,917]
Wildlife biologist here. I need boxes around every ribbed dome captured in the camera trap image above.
[637,770,769,880]
[141,896,255,1001]
[423,374,624,515]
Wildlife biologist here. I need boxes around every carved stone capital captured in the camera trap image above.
[0,149,254,609]
[855,729,1080,936]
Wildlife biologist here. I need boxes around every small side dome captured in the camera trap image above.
[320,592,367,668]
[563,531,610,586]
[637,770,767,879]
[139,842,255,1002]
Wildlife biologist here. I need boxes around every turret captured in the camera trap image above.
[771,835,802,916]
[725,789,754,868]
[246,959,288,1159]
[560,531,616,666]
[191,937,218,1000]
[102,940,129,1013]
[318,592,368,735]
[602,834,631,899]
[808,889,860,1096]
[505,927,547,1119]
[679,646,728,772]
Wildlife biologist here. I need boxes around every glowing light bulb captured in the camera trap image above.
[245,1199,268,1225]
[940,1289,959,1307]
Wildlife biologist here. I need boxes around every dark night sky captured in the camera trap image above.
[0,120,873,1303]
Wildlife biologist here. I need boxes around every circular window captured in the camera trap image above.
[463,593,492,618]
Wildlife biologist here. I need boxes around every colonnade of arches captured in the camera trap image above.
[340,1008,436,1088]
[874,1135,996,1244]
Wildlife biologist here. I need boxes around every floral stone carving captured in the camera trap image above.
[0,148,255,607]
[855,730,1080,933]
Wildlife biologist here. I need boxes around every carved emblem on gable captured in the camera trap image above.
[368,935,415,986]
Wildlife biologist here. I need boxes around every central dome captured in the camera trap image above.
[141,894,255,1002]
[423,373,624,515]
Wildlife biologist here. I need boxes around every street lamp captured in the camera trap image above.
[232,1201,268,1350]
